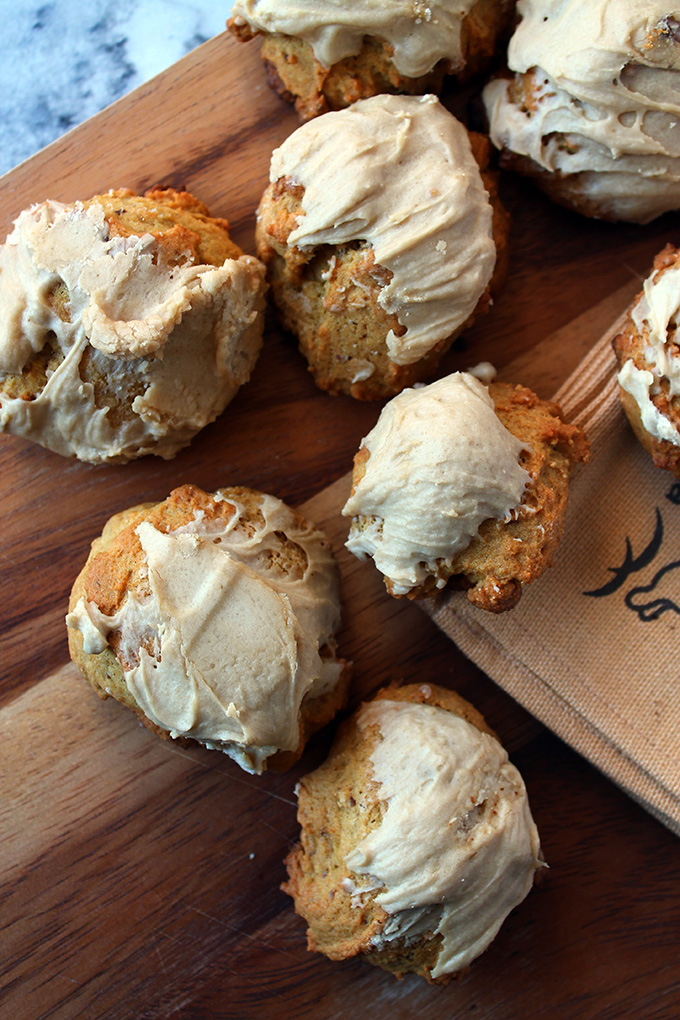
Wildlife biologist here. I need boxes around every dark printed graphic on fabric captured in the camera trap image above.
[584,483,680,620]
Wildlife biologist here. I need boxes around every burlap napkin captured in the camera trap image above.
[427,317,680,835]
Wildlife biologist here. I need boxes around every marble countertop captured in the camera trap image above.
[0,0,233,176]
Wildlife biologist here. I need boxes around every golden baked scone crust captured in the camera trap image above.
[252,32,449,121]
[445,382,589,611]
[85,187,244,266]
[68,484,350,770]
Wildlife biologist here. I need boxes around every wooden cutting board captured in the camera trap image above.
[2,32,680,1020]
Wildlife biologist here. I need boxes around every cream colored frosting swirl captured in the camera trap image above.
[345,698,543,977]
[267,94,496,366]
[483,0,680,222]
[231,0,479,77]
[342,372,530,594]
[66,492,343,773]
[0,198,265,462]
[619,262,680,446]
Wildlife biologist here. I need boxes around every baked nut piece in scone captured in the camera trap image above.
[342,370,589,612]
[614,244,680,475]
[0,188,266,462]
[228,0,515,121]
[283,682,544,982]
[483,1,680,223]
[66,484,349,773]
[256,94,508,400]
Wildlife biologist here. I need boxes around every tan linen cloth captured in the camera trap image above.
[427,320,680,835]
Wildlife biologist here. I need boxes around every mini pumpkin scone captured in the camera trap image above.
[342,370,589,612]
[283,682,544,982]
[483,1,680,223]
[256,94,508,400]
[228,0,515,121]
[614,243,680,475]
[0,187,266,462]
[66,484,350,773]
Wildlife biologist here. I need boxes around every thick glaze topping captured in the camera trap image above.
[231,0,479,77]
[483,0,680,222]
[343,372,529,593]
[268,94,496,366]
[67,491,343,773]
[345,699,543,977]
[0,198,265,461]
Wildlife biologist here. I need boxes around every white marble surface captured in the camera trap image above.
[0,1,234,176]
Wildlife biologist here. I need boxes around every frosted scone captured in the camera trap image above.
[483,1,680,223]
[256,94,508,400]
[342,371,589,612]
[614,244,680,475]
[283,682,544,982]
[228,0,515,120]
[0,188,266,463]
[66,484,349,773]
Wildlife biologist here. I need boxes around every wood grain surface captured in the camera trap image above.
[1,31,680,1020]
